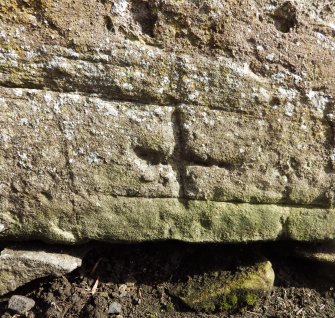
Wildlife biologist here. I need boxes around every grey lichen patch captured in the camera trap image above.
[169,260,274,313]
[59,94,179,198]
[0,87,179,200]
[0,43,311,113]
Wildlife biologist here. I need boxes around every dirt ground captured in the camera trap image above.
[0,241,334,318]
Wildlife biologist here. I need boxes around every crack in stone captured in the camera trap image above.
[84,194,332,209]
[325,97,335,208]
[0,45,272,114]
[170,107,187,202]
[0,84,318,126]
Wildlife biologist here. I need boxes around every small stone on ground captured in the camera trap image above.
[169,260,275,313]
[108,301,122,314]
[8,295,35,314]
[0,243,90,295]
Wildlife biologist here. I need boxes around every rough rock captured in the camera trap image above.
[169,260,275,313]
[0,244,88,295]
[0,0,334,243]
[8,295,35,314]
[108,302,122,314]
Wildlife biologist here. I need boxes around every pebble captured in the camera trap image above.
[118,284,128,297]
[119,291,127,297]
[8,295,35,314]
[108,301,122,314]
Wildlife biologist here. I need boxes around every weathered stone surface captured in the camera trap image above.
[181,106,334,205]
[8,295,35,314]
[0,87,178,199]
[108,302,122,315]
[0,244,87,295]
[169,260,274,312]
[0,0,334,243]
[1,197,335,243]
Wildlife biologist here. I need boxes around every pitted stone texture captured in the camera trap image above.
[0,0,334,243]
[0,87,73,240]
[181,107,334,205]
[0,88,179,202]
[0,43,279,112]
[8,295,35,314]
[1,197,335,243]
[63,96,178,198]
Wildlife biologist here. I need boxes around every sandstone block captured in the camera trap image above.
[0,0,334,243]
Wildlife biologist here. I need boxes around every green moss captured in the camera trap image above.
[218,291,258,312]
[289,183,322,205]
[169,261,273,313]
[243,291,258,306]
[287,209,335,241]
[1,196,334,243]
[201,301,216,312]
[219,293,238,311]
[165,302,175,312]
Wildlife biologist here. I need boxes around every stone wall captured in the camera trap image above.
[0,0,334,243]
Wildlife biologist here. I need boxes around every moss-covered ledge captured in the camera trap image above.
[1,197,334,244]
